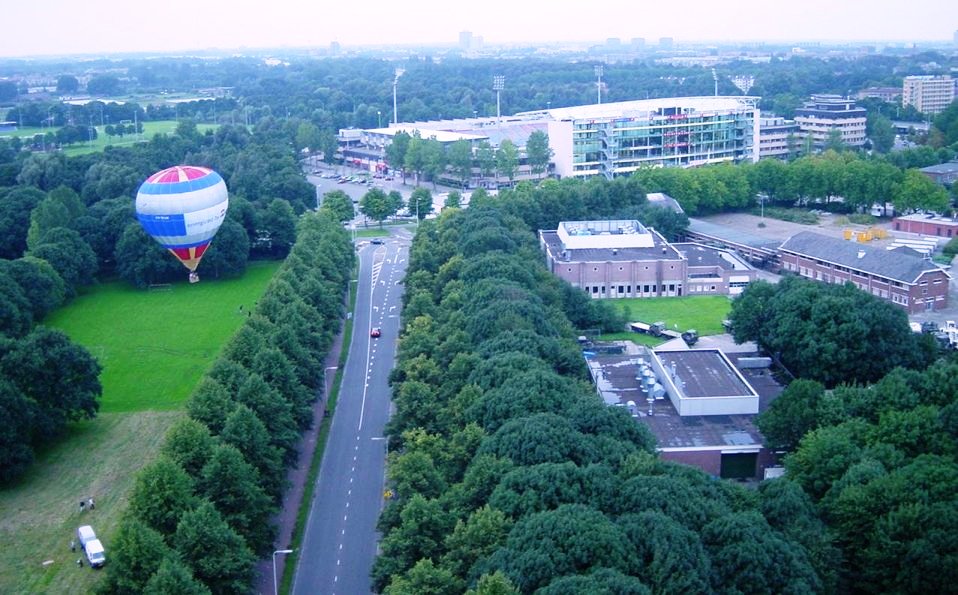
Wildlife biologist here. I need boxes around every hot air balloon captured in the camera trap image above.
[135,166,229,282]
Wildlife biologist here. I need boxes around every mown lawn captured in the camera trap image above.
[610,295,733,337]
[45,262,280,412]
[0,411,181,594]
[0,120,216,156]
[0,263,280,594]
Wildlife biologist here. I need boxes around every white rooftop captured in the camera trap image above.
[366,127,487,143]
[557,220,655,249]
[518,96,759,121]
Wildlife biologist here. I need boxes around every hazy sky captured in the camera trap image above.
[2,0,956,58]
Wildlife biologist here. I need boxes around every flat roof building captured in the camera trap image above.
[758,116,800,160]
[343,96,760,187]
[525,96,760,179]
[540,220,755,299]
[903,75,955,115]
[587,346,780,479]
[893,213,958,238]
[794,94,867,149]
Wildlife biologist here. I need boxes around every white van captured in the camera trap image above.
[76,525,106,568]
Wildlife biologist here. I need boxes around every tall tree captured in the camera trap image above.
[99,518,175,595]
[525,130,552,178]
[409,187,433,221]
[174,501,255,595]
[128,456,198,537]
[448,139,474,189]
[893,169,951,214]
[496,140,519,186]
[319,190,355,223]
[387,130,412,183]
[360,188,395,227]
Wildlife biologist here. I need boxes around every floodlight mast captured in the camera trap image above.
[595,65,603,104]
[393,68,405,125]
[493,75,505,125]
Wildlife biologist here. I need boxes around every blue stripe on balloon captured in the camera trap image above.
[159,239,212,250]
[137,213,187,236]
[137,171,223,195]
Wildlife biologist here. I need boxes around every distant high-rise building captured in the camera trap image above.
[606,37,621,47]
[659,37,674,49]
[329,41,341,55]
[903,75,955,115]
[954,29,958,45]
[631,37,646,48]
[459,31,472,51]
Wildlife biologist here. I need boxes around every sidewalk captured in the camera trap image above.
[252,304,348,594]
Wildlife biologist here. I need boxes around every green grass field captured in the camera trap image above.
[46,263,280,412]
[610,295,733,337]
[0,120,217,156]
[0,411,182,594]
[0,263,279,594]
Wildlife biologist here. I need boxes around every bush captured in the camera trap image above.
[943,236,958,258]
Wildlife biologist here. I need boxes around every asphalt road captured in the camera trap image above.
[292,232,409,595]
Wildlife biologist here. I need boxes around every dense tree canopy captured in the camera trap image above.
[729,277,935,387]
[373,201,832,593]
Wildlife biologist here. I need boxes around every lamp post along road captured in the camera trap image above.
[273,549,293,595]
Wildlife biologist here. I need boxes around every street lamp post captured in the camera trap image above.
[272,549,293,595]
[377,110,382,128]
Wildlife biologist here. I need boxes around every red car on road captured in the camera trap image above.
[370,328,381,338]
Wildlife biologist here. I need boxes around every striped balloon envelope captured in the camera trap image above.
[135,166,229,274]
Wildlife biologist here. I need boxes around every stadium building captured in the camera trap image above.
[339,96,760,186]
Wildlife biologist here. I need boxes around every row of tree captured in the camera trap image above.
[382,130,551,188]
[371,202,832,593]
[98,212,354,594]
[630,150,954,216]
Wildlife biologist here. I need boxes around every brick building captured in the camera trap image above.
[779,231,950,313]
[539,220,755,299]
[893,213,958,238]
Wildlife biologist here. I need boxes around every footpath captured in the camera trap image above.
[252,308,348,594]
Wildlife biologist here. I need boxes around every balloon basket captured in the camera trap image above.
[189,272,200,284]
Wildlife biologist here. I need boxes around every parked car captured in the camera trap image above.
[77,525,106,568]
[370,327,381,338]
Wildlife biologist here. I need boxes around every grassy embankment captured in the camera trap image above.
[0,262,279,594]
